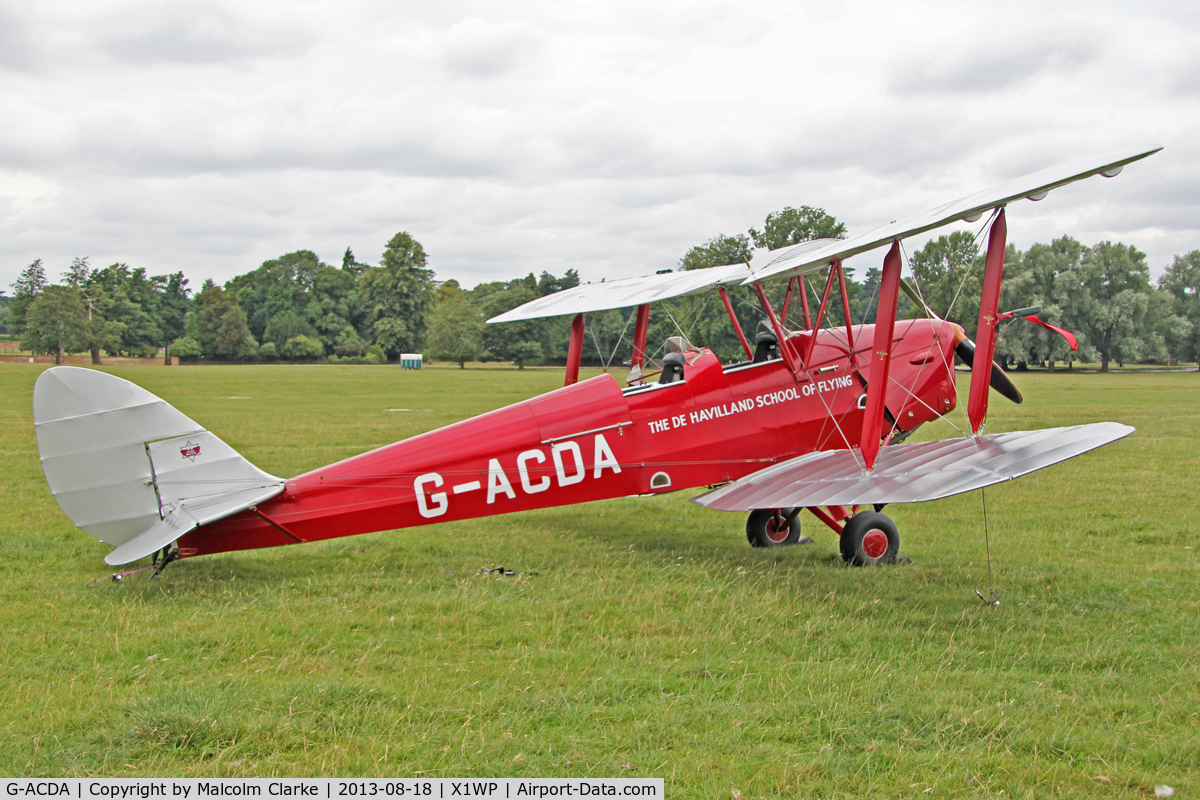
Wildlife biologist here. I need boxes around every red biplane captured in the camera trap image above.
[33,145,1159,575]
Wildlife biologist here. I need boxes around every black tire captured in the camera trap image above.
[746,508,802,547]
[840,511,899,566]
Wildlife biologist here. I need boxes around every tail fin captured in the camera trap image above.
[33,367,285,565]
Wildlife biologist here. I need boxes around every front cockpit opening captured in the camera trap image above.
[753,328,779,363]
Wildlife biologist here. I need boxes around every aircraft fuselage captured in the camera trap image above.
[177,319,959,558]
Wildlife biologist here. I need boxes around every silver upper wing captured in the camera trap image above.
[487,263,750,324]
[743,144,1162,283]
[487,240,836,323]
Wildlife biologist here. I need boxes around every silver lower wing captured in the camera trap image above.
[692,423,1134,511]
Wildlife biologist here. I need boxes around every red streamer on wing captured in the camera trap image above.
[1024,315,1078,351]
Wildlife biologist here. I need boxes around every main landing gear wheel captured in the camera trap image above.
[746,508,804,547]
[840,511,899,566]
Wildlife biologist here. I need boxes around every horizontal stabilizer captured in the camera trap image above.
[104,507,198,566]
[691,423,1134,510]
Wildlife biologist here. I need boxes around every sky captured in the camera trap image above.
[2,0,1198,294]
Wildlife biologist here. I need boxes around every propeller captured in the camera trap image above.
[953,336,1023,404]
[898,278,1023,405]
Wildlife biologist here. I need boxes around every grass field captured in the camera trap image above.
[0,363,1196,797]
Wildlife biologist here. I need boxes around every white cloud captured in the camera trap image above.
[440,17,545,79]
[1,0,1198,295]
[94,4,317,65]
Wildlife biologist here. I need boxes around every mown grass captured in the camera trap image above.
[0,363,1196,797]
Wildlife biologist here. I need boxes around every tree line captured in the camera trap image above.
[5,207,1199,372]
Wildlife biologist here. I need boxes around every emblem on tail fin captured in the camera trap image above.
[33,367,285,565]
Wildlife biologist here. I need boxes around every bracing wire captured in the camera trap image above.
[746,271,861,459]
[783,272,867,465]
[900,239,973,436]
[587,309,636,371]
[659,291,714,354]
[943,207,1000,323]
[974,486,1004,606]
[608,310,635,367]
[588,323,606,370]
[982,487,994,594]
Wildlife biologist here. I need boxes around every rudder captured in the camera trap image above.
[33,367,284,565]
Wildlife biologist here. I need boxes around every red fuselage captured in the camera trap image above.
[177,319,959,559]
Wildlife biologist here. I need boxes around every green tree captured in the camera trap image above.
[1143,290,1191,366]
[360,232,435,359]
[1059,241,1156,372]
[670,234,763,360]
[671,213,852,361]
[58,258,132,364]
[227,250,366,355]
[537,269,580,296]
[1002,238,1084,369]
[426,281,484,368]
[228,250,323,341]
[8,259,48,338]
[1159,251,1200,369]
[679,233,753,271]
[856,268,914,326]
[471,270,585,366]
[157,272,191,364]
[341,247,370,277]
[263,310,316,349]
[185,303,201,340]
[21,285,88,364]
[509,340,543,369]
[170,335,201,361]
[196,285,258,360]
[62,256,91,289]
[283,334,324,361]
[81,288,131,363]
[476,274,546,363]
[749,206,846,250]
[87,263,161,359]
[332,326,366,357]
[56,259,132,363]
[306,264,366,353]
[742,205,852,337]
[908,232,981,331]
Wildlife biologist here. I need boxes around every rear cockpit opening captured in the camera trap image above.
[659,352,686,384]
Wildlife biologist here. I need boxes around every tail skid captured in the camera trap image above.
[33,367,284,566]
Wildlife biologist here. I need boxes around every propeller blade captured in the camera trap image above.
[955,338,1023,404]
[899,278,939,319]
